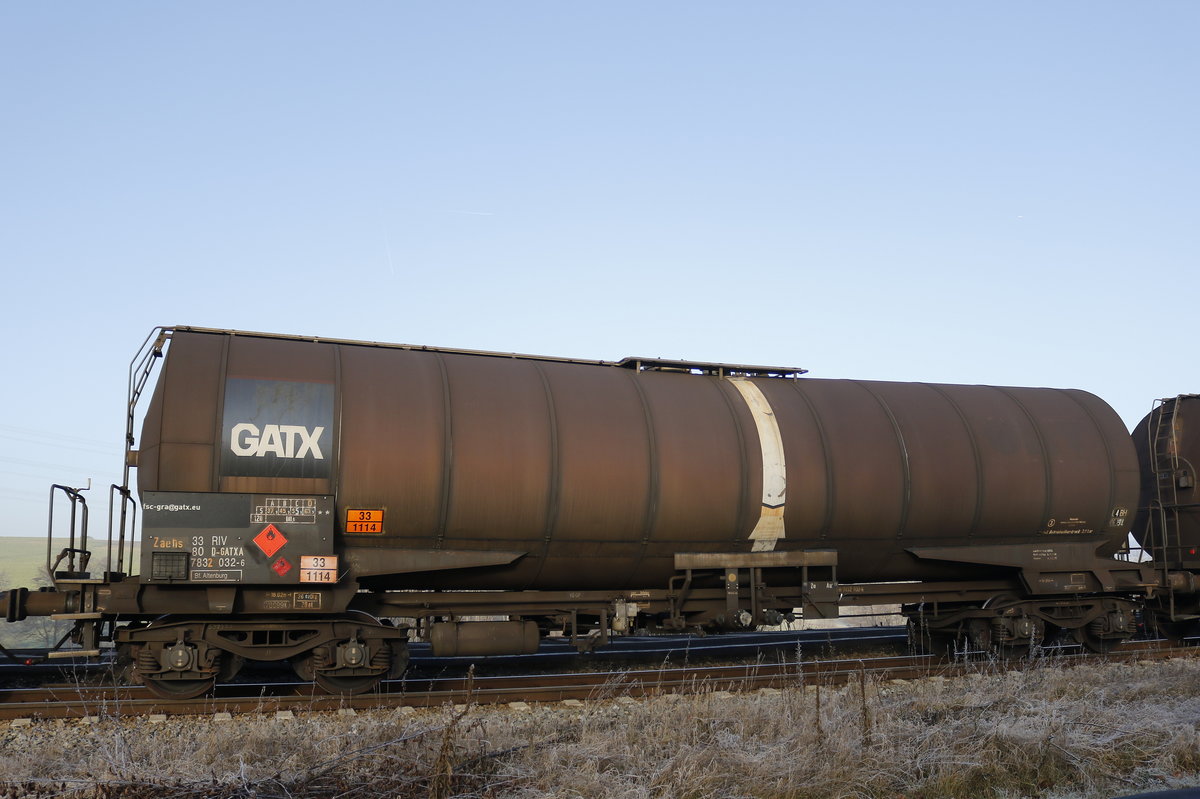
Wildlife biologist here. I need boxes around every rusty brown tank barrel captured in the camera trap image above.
[138,329,1139,589]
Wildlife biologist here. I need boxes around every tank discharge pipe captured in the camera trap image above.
[429,621,540,657]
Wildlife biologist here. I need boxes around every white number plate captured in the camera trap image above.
[299,555,338,583]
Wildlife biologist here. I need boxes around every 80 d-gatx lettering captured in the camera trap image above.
[230,424,325,459]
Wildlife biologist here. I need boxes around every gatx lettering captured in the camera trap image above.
[230,424,325,459]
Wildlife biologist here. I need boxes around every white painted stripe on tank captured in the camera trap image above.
[729,378,787,552]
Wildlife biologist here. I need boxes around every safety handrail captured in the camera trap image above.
[113,327,171,574]
[107,483,138,577]
[47,483,90,581]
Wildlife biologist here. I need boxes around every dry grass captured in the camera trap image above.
[2,656,1200,798]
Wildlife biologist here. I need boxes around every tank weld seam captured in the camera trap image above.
[626,371,659,587]
[529,363,562,587]
[714,377,752,545]
[1063,389,1119,533]
[789,379,834,539]
[925,383,985,538]
[331,344,344,504]
[853,380,911,539]
[433,352,454,550]
[211,334,232,492]
[996,386,1052,530]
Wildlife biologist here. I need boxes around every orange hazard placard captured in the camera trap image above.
[254,524,288,557]
[345,509,384,535]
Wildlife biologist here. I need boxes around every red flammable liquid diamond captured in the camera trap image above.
[254,524,287,557]
[272,557,292,576]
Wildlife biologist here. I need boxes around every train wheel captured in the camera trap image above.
[966,619,994,654]
[111,643,139,685]
[1074,627,1128,654]
[317,637,393,694]
[291,652,317,682]
[967,618,1040,659]
[1148,616,1195,645]
[134,638,220,699]
[906,619,958,657]
[928,632,962,657]
[1075,605,1137,653]
[296,652,386,695]
[998,642,1032,659]
[217,653,245,683]
[388,641,411,678]
[141,673,217,700]
[293,643,390,694]
[1075,628,1110,653]
[314,671,383,695]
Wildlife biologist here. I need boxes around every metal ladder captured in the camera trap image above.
[1149,397,1185,571]
[107,327,172,579]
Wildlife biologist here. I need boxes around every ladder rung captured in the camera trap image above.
[50,613,103,620]
[46,650,101,659]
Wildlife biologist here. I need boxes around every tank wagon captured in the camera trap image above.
[1,327,1196,697]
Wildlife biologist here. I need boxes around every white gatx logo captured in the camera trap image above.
[229,424,325,459]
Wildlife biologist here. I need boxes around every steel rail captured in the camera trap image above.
[0,640,1189,722]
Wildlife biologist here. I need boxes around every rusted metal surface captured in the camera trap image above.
[139,328,1140,591]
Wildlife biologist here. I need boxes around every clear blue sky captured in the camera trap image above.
[1,3,1196,536]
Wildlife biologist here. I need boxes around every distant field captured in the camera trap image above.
[0,536,138,649]
[0,537,61,648]
[0,537,53,587]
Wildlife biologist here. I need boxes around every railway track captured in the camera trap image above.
[0,626,907,668]
[0,638,1188,722]
[0,625,909,692]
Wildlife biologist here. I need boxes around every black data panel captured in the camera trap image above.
[141,492,336,584]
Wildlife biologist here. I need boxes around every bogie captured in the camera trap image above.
[116,615,407,698]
